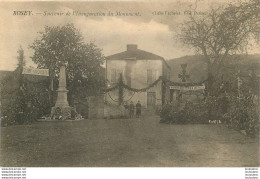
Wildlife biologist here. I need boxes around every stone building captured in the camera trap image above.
[105,44,171,109]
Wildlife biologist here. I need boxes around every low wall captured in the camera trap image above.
[87,95,128,119]
[87,95,104,119]
[104,102,128,119]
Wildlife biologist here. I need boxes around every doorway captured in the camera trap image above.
[147,92,156,107]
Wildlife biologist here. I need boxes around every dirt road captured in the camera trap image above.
[0,116,259,167]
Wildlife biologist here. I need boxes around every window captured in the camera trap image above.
[147,69,153,84]
[111,69,117,83]
[147,69,157,84]
[111,69,123,83]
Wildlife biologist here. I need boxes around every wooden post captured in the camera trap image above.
[237,70,242,102]
[49,65,54,107]
[118,73,123,106]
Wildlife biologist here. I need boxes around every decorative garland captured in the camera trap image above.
[102,76,164,93]
[102,75,207,105]
[122,76,163,92]
[107,92,119,102]
[102,76,207,93]
[118,74,124,105]
[107,90,136,103]
[124,91,136,102]
[102,83,119,92]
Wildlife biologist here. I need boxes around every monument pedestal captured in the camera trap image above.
[51,106,72,120]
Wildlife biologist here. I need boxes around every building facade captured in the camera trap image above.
[105,44,171,108]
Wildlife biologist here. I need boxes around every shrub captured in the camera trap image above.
[223,96,259,137]
[160,101,209,124]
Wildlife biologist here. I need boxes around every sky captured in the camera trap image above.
[0,0,259,71]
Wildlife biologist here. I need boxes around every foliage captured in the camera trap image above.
[103,75,164,105]
[175,1,260,130]
[1,47,28,126]
[178,0,259,96]
[23,76,51,117]
[118,73,124,105]
[104,76,163,92]
[122,76,163,92]
[160,101,208,124]
[17,46,26,67]
[223,83,259,137]
[1,47,51,126]
[160,84,259,137]
[30,24,105,104]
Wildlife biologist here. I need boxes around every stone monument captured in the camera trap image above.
[51,65,72,120]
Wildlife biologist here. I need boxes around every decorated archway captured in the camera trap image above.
[169,82,206,103]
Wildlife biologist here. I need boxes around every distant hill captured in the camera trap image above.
[167,54,260,83]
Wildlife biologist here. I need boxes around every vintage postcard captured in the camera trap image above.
[0,0,259,169]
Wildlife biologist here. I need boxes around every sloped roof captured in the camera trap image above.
[106,44,170,69]
[106,49,164,60]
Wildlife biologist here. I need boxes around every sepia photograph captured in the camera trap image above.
[0,0,259,169]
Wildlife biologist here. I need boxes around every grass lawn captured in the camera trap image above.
[0,115,259,167]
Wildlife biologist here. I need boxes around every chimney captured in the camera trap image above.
[127,44,138,51]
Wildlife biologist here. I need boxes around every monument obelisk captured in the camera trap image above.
[51,65,72,120]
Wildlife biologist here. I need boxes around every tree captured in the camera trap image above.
[1,47,28,125]
[178,0,259,96]
[30,24,105,105]
[16,46,26,89]
[17,46,26,68]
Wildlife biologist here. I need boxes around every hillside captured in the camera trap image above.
[167,54,260,83]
